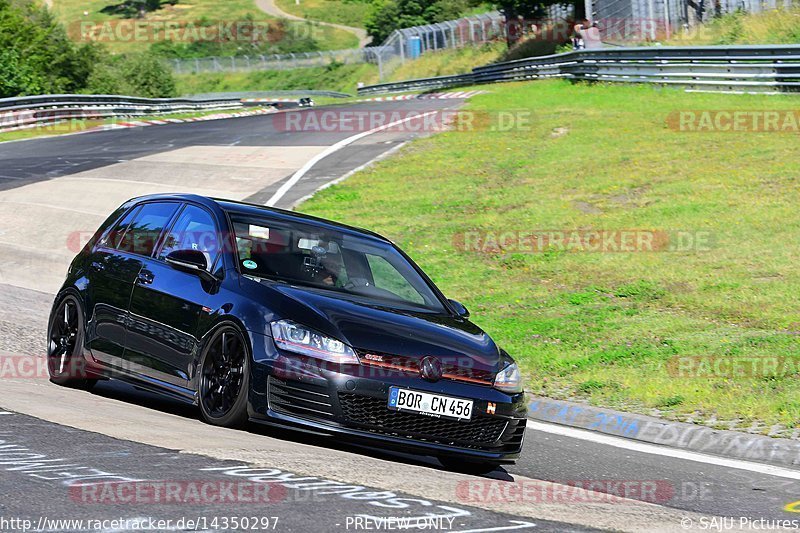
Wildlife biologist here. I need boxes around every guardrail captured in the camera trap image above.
[0,94,245,133]
[357,45,800,96]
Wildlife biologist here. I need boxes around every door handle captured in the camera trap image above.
[137,270,155,285]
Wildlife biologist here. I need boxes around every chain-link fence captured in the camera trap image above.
[170,48,375,75]
[169,11,519,79]
[169,8,584,79]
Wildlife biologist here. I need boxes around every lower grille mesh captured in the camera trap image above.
[338,392,508,448]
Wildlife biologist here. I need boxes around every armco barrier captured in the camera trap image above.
[0,94,245,133]
[357,44,800,95]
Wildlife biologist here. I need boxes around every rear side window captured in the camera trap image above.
[117,202,179,257]
[98,205,141,250]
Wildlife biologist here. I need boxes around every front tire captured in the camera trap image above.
[438,457,501,476]
[47,294,96,390]
[198,324,250,428]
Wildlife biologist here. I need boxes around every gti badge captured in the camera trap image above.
[419,356,443,382]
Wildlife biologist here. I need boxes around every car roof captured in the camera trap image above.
[126,193,392,245]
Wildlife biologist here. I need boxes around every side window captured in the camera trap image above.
[158,205,220,268]
[117,202,179,257]
[98,205,141,250]
[365,254,425,305]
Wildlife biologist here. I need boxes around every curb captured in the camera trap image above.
[527,396,800,469]
[355,90,486,102]
[87,107,277,133]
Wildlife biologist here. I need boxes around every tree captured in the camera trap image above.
[0,0,88,96]
[0,0,177,98]
[492,0,575,46]
[99,0,174,18]
[365,0,485,43]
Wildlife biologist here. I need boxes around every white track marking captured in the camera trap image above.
[455,521,537,533]
[289,141,409,208]
[527,420,800,480]
[265,111,439,207]
[0,411,12,415]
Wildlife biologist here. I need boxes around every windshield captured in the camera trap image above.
[229,214,446,313]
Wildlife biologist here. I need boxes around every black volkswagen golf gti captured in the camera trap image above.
[48,194,526,473]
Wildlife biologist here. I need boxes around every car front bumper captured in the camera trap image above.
[247,339,527,463]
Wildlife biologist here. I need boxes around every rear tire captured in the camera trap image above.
[198,324,250,428]
[438,457,501,476]
[47,294,97,390]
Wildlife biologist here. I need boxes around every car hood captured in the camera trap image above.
[253,280,502,372]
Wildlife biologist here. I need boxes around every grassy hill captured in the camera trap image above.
[50,0,358,54]
[273,0,496,33]
[298,80,800,432]
[176,41,505,95]
[275,0,371,28]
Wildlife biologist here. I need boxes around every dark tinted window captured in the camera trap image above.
[98,205,141,250]
[118,202,179,257]
[157,205,220,269]
[230,214,444,312]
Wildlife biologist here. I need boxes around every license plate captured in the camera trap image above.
[388,387,473,421]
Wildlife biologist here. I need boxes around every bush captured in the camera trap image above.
[0,0,88,96]
[86,52,176,97]
[0,0,177,98]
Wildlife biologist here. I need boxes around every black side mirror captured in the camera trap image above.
[166,250,216,281]
[448,299,470,318]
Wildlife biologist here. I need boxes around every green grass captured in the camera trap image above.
[275,0,370,28]
[272,1,496,30]
[51,0,358,54]
[298,80,800,431]
[388,42,505,81]
[176,62,379,94]
[666,8,800,45]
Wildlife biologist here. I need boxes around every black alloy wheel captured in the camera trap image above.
[199,324,250,427]
[47,295,96,389]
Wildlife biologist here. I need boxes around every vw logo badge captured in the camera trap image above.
[419,356,443,382]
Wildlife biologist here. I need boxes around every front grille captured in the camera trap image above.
[338,392,508,449]
[268,376,335,422]
[356,350,495,385]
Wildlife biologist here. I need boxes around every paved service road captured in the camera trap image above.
[0,99,797,532]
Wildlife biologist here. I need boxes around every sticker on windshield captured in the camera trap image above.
[242,260,257,270]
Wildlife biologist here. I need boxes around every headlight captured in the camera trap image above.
[270,320,359,364]
[494,362,523,393]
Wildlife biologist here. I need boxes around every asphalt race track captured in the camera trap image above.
[0,98,798,532]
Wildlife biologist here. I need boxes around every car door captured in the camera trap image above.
[89,201,181,373]
[124,203,222,389]
[85,204,145,368]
